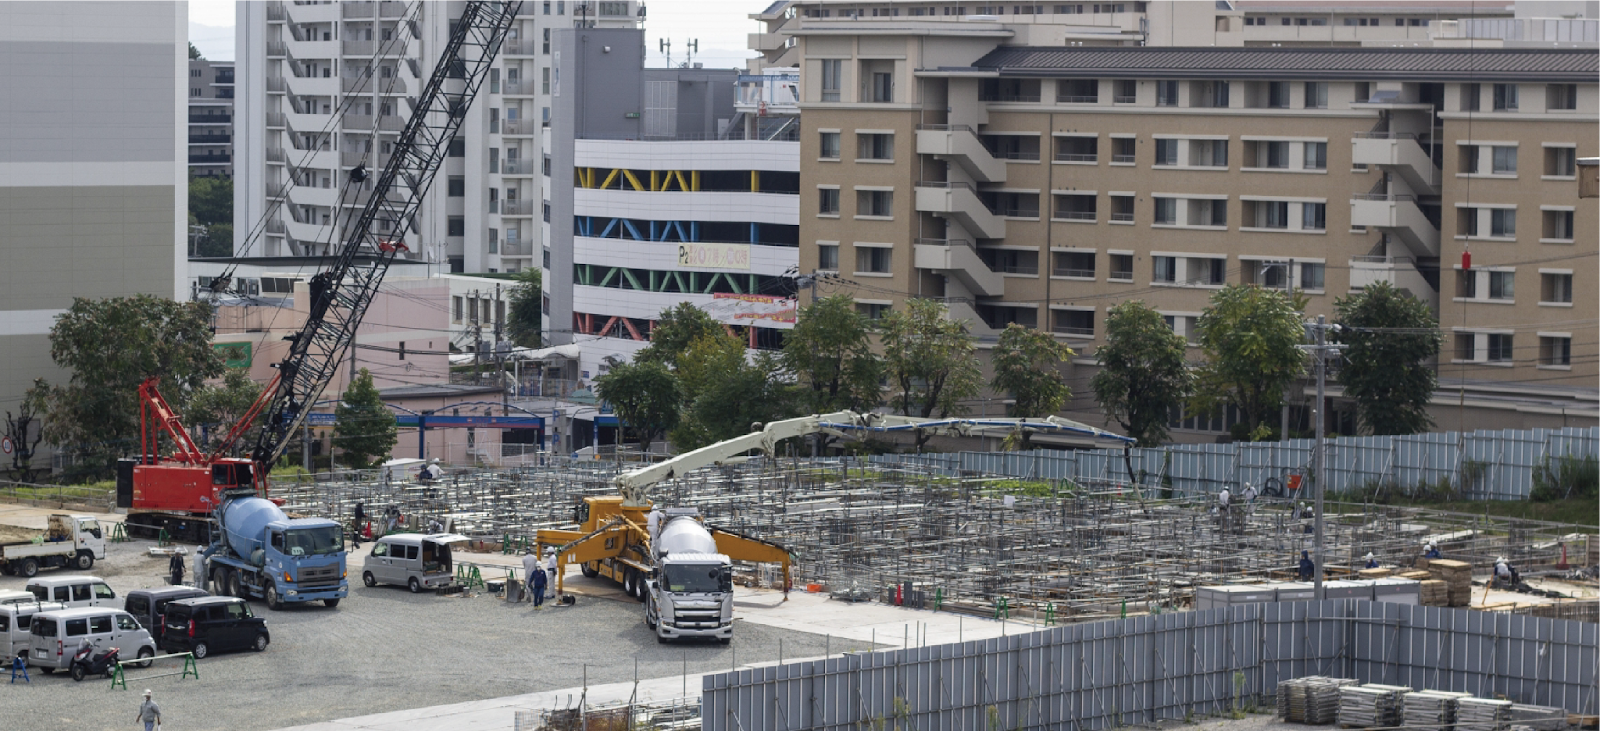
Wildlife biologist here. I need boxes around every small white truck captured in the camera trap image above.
[0,514,107,578]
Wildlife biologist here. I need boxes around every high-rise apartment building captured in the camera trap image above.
[235,0,640,271]
[189,58,235,178]
[0,1,189,450]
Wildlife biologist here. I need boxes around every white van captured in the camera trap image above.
[361,533,467,593]
[0,589,42,606]
[1,600,65,663]
[28,607,156,671]
[24,576,117,609]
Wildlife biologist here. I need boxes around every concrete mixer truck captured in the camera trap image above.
[199,488,348,610]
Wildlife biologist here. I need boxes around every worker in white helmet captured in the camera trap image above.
[1422,542,1441,560]
[1494,556,1519,588]
[1364,552,1379,569]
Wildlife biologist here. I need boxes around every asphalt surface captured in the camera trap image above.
[0,538,837,731]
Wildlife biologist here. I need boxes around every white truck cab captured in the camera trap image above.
[0,514,107,577]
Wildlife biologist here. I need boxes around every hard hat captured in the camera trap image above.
[1497,556,1507,563]
[1365,552,1375,560]
[144,689,153,696]
[431,458,440,464]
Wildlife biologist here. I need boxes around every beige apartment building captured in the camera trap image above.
[790,26,1596,435]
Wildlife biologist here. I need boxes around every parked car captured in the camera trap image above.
[160,596,268,659]
[1,600,65,663]
[24,576,116,609]
[123,587,208,644]
[0,589,41,606]
[28,607,156,672]
[361,533,466,593]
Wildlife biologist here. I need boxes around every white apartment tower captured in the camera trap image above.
[235,0,641,271]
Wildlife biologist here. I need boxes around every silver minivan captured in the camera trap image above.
[2,600,65,663]
[361,533,467,593]
[28,607,156,671]
[25,576,117,609]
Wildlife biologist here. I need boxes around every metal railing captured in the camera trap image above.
[504,40,537,55]
[501,80,531,95]
[189,133,231,144]
[1055,94,1098,104]
[1352,193,1418,202]
[501,118,535,135]
[915,180,975,191]
[1111,153,1136,163]
[267,41,287,57]
[1054,211,1096,221]
[1052,325,1094,336]
[502,200,536,216]
[1350,255,1416,266]
[1110,211,1134,223]
[266,76,286,93]
[914,237,975,251]
[979,94,1042,103]
[914,123,974,132]
[502,159,536,175]
[1053,268,1095,278]
[1113,94,1136,103]
[189,112,231,124]
[1054,153,1097,163]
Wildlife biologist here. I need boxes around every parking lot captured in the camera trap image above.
[0,538,838,731]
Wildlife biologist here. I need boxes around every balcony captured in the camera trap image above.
[913,238,1004,297]
[1352,133,1441,195]
[748,32,786,51]
[267,147,287,163]
[189,133,231,144]
[501,80,534,96]
[341,1,373,17]
[285,74,340,98]
[1349,193,1440,258]
[915,181,1006,240]
[342,40,375,56]
[499,243,531,257]
[189,152,231,164]
[916,125,1006,183]
[266,2,285,21]
[504,40,537,56]
[189,111,231,125]
[380,1,407,19]
[502,200,537,216]
[1349,256,1439,309]
[266,112,287,128]
[339,150,388,167]
[502,159,537,175]
[342,75,406,94]
[341,113,405,132]
[267,42,287,58]
[502,118,537,136]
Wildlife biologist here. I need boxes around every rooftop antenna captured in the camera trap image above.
[683,38,698,68]
[659,37,670,68]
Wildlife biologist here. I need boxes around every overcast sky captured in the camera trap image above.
[188,0,767,68]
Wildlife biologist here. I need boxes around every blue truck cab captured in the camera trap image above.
[202,495,348,610]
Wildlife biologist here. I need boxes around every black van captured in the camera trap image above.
[123,587,208,642]
[160,597,269,659]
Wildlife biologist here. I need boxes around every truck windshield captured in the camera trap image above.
[663,564,725,594]
[284,526,343,556]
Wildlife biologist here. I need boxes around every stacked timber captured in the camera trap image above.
[1427,559,1474,606]
[1280,677,1358,724]
[1403,691,1470,731]
[1338,685,1404,728]
[1457,697,1513,731]
[1419,579,1451,606]
[1358,568,1394,579]
[1508,703,1569,730]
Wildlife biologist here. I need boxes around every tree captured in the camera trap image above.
[594,360,681,454]
[1091,301,1193,447]
[333,369,397,468]
[4,379,50,482]
[198,224,232,258]
[671,350,799,452]
[189,42,202,60]
[189,177,233,257]
[1333,281,1442,435]
[635,303,724,368]
[40,295,223,479]
[187,370,267,456]
[880,299,982,448]
[506,268,543,348]
[781,295,882,414]
[1192,285,1306,441]
[990,324,1073,449]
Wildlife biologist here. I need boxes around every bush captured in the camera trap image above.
[1531,454,1599,502]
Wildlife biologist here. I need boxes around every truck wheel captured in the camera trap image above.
[74,550,94,571]
[323,598,340,608]
[19,559,38,578]
[408,577,421,594]
[656,632,668,644]
[228,572,243,600]
[212,568,230,596]
[622,568,635,596]
[265,584,282,611]
[362,571,376,587]
[581,562,600,579]
[719,636,732,646]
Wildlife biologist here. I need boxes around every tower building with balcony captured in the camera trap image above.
[235,0,641,271]
[189,58,235,178]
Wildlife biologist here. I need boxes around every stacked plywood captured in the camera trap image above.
[1419,579,1451,606]
[1427,559,1474,606]
[1358,568,1394,579]
[1280,677,1358,724]
[1457,697,1513,731]
[1403,690,1473,731]
[1398,570,1433,580]
[1338,685,1405,728]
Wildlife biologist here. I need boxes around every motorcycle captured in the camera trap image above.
[69,644,120,682]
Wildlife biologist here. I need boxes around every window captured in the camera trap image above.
[1547,83,1578,111]
[982,191,1039,218]
[1054,194,1097,221]
[89,615,112,634]
[1153,256,1176,282]
[818,188,840,215]
[1111,137,1135,164]
[1190,139,1227,168]
[817,244,839,271]
[448,216,465,236]
[1304,82,1328,109]
[857,302,890,320]
[819,132,840,159]
[1055,136,1097,162]
[1541,336,1572,366]
[447,176,465,197]
[1057,79,1098,103]
[1114,79,1136,103]
[1457,270,1478,298]
[1053,309,1094,337]
[980,248,1039,275]
[1267,81,1290,109]
[1454,333,1476,361]
[1491,146,1517,174]
[1109,253,1134,281]
[1251,200,1289,229]
[1153,197,1176,225]
[448,138,465,157]
[542,67,551,94]
[1204,81,1229,108]
[871,72,893,103]
[1300,263,1325,290]
[1543,210,1574,240]
[985,135,1041,161]
[1303,142,1327,170]
[857,133,893,160]
[1545,147,1576,177]
[1541,273,1573,303]
[453,296,463,322]
[1110,194,1134,223]
[1054,251,1095,278]
[857,190,893,217]
[1196,258,1227,285]
[1302,202,1326,231]
[1487,334,1513,362]
[855,246,892,273]
[542,28,550,54]
[1154,139,1178,166]
[1256,141,1290,169]
[1189,198,1226,226]
[1460,83,1480,112]
[1493,83,1518,111]
[1488,271,1515,300]
[820,59,841,102]
[1491,209,1516,237]
[1156,80,1179,107]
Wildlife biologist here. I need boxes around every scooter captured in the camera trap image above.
[69,645,120,682]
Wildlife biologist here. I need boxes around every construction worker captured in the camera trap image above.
[520,548,540,603]
[1423,542,1441,560]
[352,502,366,548]
[1494,556,1519,589]
[529,554,548,609]
[168,547,186,586]
[544,547,557,599]
[1364,552,1379,569]
[1241,482,1259,505]
[1298,550,1315,580]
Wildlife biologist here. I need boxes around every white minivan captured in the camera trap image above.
[2,600,65,663]
[28,607,156,671]
[24,576,117,609]
[361,533,467,593]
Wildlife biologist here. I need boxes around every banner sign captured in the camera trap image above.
[678,242,751,270]
[705,293,798,325]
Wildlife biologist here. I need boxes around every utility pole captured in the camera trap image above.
[471,289,482,379]
[1299,315,1345,600]
[494,284,507,414]
[1281,258,1295,441]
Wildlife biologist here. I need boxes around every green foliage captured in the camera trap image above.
[40,295,223,479]
[196,223,232,258]
[781,294,882,413]
[1191,285,1306,439]
[669,342,799,452]
[506,267,543,348]
[189,42,202,60]
[189,176,233,257]
[333,369,397,468]
[186,370,267,457]
[990,323,1073,427]
[880,299,982,439]
[1332,281,1441,436]
[635,303,724,368]
[1531,454,1599,502]
[594,359,681,453]
[1091,301,1193,447]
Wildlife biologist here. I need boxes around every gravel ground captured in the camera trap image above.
[0,538,838,731]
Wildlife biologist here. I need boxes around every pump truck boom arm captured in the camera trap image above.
[614,411,1133,507]
[248,1,521,471]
